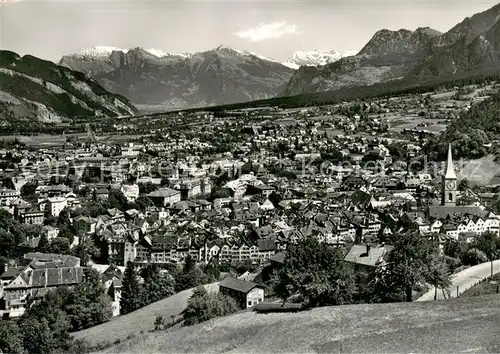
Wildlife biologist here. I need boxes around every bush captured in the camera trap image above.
[462,248,489,266]
[154,314,165,331]
[183,290,239,326]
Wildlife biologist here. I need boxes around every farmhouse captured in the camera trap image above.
[219,277,264,309]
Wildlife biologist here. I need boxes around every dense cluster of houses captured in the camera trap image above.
[0,102,499,319]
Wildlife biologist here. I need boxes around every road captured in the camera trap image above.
[416,259,500,301]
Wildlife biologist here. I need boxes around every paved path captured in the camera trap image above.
[416,259,500,301]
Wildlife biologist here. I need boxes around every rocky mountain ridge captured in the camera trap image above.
[286,3,500,95]
[0,50,137,125]
[61,45,295,109]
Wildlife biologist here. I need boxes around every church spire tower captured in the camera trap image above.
[442,143,457,206]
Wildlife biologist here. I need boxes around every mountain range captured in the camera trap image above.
[286,3,500,95]
[60,45,297,109]
[59,47,362,109]
[4,2,500,120]
[0,50,137,125]
[58,3,500,110]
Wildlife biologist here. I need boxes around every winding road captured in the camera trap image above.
[416,259,500,301]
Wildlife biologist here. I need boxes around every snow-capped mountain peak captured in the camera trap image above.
[146,48,169,58]
[77,46,129,58]
[282,49,358,69]
[213,45,248,56]
[72,46,192,59]
[210,45,277,63]
[250,52,276,62]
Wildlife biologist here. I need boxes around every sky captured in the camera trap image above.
[1,0,500,63]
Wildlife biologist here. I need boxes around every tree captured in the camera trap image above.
[427,254,452,300]
[22,290,71,351]
[134,196,154,212]
[0,208,14,230]
[443,239,467,259]
[57,208,71,226]
[20,318,55,354]
[183,290,239,326]
[64,268,113,331]
[138,182,157,195]
[0,320,23,354]
[11,223,43,242]
[175,255,206,292]
[20,181,38,202]
[458,178,469,192]
[473,231,500,277]
[47,237,71,255]
[107,189,129,210]
[37,234,50,253]
[154,314,166,331]
[58,224,75,245]
[120,261,142,315]
[2,177,15,190]
[140,264,175,306]
[0,229,21,259]
[72,233,100,266]
[274,236,357,307]
[379,232,445,302]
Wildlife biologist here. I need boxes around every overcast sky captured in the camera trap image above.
[1,0,499,63]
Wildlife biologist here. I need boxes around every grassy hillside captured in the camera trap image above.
[71,282,219,347]
[103,294,500,353]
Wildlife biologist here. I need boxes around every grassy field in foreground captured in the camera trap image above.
[71,282,219,347]
[103,294,500,354]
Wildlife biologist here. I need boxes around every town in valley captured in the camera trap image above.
[3,1,500,353]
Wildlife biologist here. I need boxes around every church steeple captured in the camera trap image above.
[444,143,457,180]
[442,143,457,206]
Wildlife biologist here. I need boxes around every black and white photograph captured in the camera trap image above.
[2,0,500,353]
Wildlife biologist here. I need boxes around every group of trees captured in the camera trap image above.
[0,268,112,354]
[0,210,49,260]
[120,253,244,319]
[272,236,357,307]
[427,87,500,160]
[120,262,176,315]
[183,285,239,326]
[444,231,500,276]
[270,232,451,307]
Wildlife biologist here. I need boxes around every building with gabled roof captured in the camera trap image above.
[0,253,84,318]
[219,277,265,309]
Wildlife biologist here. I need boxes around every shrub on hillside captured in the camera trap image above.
[183,286,239,326]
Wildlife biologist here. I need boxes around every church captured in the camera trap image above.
[441,143,457,207]
[428,144,488,219]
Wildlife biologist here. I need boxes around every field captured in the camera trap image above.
[458,154,500,186]
[0,133,153,148]
[387,116,447,134]
[102,294,500,353]
[71,282,219,347]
